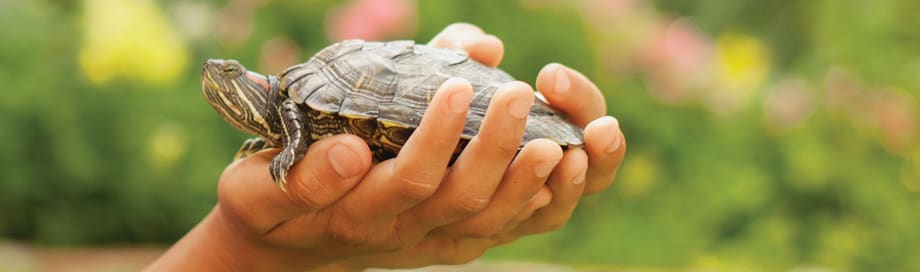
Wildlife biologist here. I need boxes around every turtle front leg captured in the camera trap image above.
[270,99,312,191]
[234,138,272,160]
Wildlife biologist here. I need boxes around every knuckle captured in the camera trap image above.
[327,216,372,247]
[451,195,490,216]
[464,223,504,238]
[496,141,521,157]
[288,170,330,209]
[374,221,414,252]
[470,136,519,159]
[397,173,440,201]
[435,238,463,264]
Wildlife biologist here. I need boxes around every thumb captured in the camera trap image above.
[218,134,372,234]
[286,134,372,210]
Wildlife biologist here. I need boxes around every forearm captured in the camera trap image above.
[144,206,326,272]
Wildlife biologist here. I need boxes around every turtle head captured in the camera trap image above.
[201,59,280,138]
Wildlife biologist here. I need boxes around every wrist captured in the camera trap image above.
[146,206,330,271]
[214,205,342,271]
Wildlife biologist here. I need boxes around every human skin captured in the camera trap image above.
[144,23,626,272]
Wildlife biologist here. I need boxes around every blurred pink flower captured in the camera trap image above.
[584,0,638,20]
[823,67,865,111]
[215,0,266,46]
[872,90,918,153]
[579,0,659,82]
[326,0,418,41]
[640,19,714,104]
[764,78,816,131]
[822,67,880,127]
[259,37,302,75]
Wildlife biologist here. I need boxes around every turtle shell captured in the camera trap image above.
[279,39,583,161]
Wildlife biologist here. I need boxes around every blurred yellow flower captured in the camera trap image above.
[707,32,770,113]
[148,123,187,170]
[717,32,769,90]
[79,0,187,85]
[617,154,658,197]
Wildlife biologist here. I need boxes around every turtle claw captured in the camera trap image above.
[235,138,271,160]
[270,151,293,192]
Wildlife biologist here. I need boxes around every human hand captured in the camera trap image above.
[429,23,627,195]
[315,23,628,271]
[237,76,566,268]
[146,23,626,272]
[149,50,565,272]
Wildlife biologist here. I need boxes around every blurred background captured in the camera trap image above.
[1,0,919,271]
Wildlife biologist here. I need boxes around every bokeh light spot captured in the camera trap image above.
[78,0,187,86]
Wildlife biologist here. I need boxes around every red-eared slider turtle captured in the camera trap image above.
[201,39,583,190]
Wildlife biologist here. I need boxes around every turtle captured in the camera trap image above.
[201,39,583,190]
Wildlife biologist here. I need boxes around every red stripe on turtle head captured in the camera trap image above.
[246,71,271,93]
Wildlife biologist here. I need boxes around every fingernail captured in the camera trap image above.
[454,34,476,49]
[452,27,483,48]
[508,95,532,119]
[592,116,622,153]
[534,161,556,178]
[329,144,362,178]
[454,38,466,49]
[553,64,570,96]
[445,78,472,113]
[529,189,552,207]
[572,170,587,185]
[602,116,622,153]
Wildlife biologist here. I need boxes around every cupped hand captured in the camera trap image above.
[147,23,627,272]
[315,23,628,270]
[215,73,561,271]
[430,23,627,195]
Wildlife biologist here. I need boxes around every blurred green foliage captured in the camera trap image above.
[1,0,919,270]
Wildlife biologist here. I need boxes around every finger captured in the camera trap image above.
[583,116,627,194]
[428,23,484,49]
[504,186,552,232]
[493,186,552,244]
[339,77,473,221]
[432,139,562,237]
[462,34,504,67]
[217,134,372,234]
[513,148,588,235]
[428,23,504,67]
[402,81,534,230]
[535,63,607,127]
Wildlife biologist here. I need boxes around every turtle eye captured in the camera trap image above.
[222,65,241,77]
